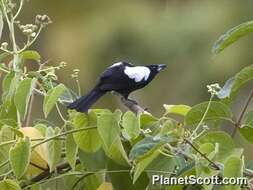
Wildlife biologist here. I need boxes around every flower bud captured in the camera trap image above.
[1,42,8,49]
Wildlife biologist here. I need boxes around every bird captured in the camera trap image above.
[67,61,166,112]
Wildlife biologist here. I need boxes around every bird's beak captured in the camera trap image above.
[157,64,167,71]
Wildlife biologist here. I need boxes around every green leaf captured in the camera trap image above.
[218,65,253,101]
[21,50,41,62]
[46,127,62,172]
[97,110,121,150]
[9,137,31,179]
[2,72,20,102]
[140,113,158,128]
[43,84,66,117]
[239,110,253,143]
[14,78,37,120]
[0,126,14,173]
[107,159,149,190]
[2,72,14,94]
[79,149,106,170]
[199,143,215,155]
[122,111,140,140]
[185,101,233,126]
[8,127,24,138]
[104,137,129,166]
[66,133,78,170]
[133,149,160,183]
[197,131,236,162]
[72,111,101,153]
[0,179,21,190]
[163,104,191,116]
[129,136,175,161]
[213,20,253,55]
[0,101,17,123]
[147,154,177,175]
[223,156,244,190]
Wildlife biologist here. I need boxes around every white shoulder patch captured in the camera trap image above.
[110,62,123,68]
[124,66,151,82]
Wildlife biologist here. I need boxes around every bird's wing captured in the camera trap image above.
[100,68,114,79]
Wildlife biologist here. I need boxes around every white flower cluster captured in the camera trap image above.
[1,42,8,49]
[207,83,221,95]
[71,69,80,79]
[19,24,38,37]
[35,14,52,27]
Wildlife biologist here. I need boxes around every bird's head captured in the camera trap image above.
[147,64,167,73]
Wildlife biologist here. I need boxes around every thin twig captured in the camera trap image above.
[17,25,43,53]
[29,162,48,171]
[112,92,145,114]
[71,173,93,190]
[76,79,81,97]
[184,139,220,170]
[232,88,253,137]
[56,103,67,123]
[25,89,35,126]
[190,94,214,139]
[13,0,24,20]
[0,47,13,54]
[32,126,97,149]
[22,160,81,188]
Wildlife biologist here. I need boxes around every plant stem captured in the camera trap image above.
[232,88,253,137]
[0,47,13,54]
[76,79,81,96]
[0,160,9,170]
[2,0,23,127]
[32,126,97,148]
[184,139,220,170]
[56,103,66,123]
[25,63,44,127]
[0,66,10,73]
[17,25,43,53]
[13,0,24,20]
[0,170,12,179]
[37,65,61,73]
[190,94,214,139]
[25,89,35,127]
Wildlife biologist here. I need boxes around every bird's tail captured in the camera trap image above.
[67,89,105,113]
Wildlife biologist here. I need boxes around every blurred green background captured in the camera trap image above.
[19,0,253,114]
[17,0,253,152]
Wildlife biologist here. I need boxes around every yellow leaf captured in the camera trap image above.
[97,182,113,190]
[19,127,48,177]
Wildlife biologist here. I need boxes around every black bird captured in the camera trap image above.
[68,61,166,112]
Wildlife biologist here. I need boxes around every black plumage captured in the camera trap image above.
[68,61,166,112]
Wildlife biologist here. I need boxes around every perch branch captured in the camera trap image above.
[232,88,253,137]
[184,139,220,170]
[112,92,145,114]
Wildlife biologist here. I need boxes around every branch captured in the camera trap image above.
[112,92,145,115]
[22,160,81,188]
[25,89,35,127]
[232,88,253,137]
[184,139,220,170]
